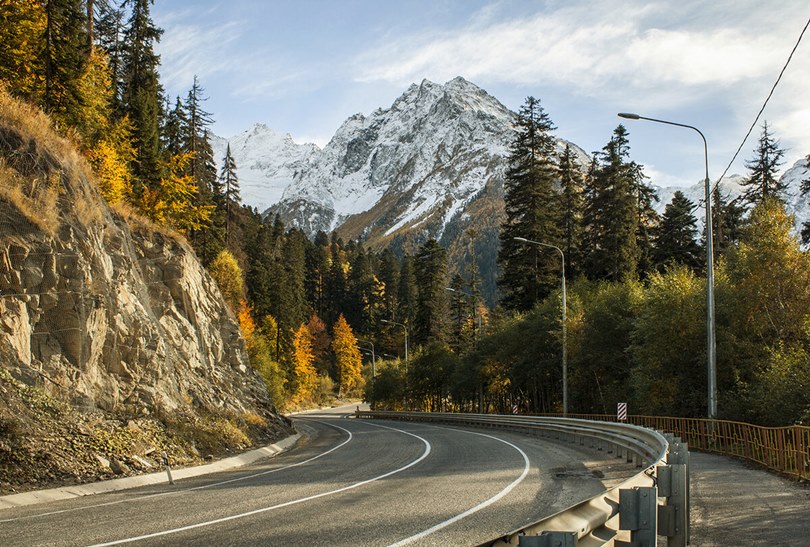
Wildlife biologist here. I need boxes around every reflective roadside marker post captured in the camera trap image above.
[618,402,628,422]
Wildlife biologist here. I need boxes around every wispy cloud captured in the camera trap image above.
[157,20,243,91]
[353,1,808,102]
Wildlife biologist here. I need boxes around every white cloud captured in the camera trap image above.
[156,21,242,91]
[353,0,810,170]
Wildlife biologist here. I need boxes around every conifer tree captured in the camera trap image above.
[498,96,562,311]
[332,314,363,397]
[94,1,125,112]
[414,239,449,345]
[558,143,586,278]
[42,0,88,128]
[583,125,649,282]
[305,231,330,318]
[710,187,746,257]
[740,122,786,206]
[121,0,163,186]
[346,245,375,334]
[220,143,240,241]
[162,96,186,156]
[653,191,702,271]
[378,248,400,321]
[397,254,418,328]
[325,237,347,325]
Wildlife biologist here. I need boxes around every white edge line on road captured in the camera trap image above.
[87,421,432,546]
[0,419,348,524]
[387,428,532,547]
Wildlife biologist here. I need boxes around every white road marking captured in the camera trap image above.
[387,428,532,546]
[88,421,432,546]
[0,418,349,524]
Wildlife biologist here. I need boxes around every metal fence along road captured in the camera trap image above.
[538,413,809,481]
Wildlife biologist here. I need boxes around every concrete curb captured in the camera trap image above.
[0,432,302,511]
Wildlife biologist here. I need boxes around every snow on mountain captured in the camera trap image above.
[210,124,318,212]
[268,77,514,236]
[655,156,809,232]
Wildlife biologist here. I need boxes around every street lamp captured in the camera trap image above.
[358,340,376,387]
[617,112,717,420]
[381,319,408,373]
[513,237,568,416]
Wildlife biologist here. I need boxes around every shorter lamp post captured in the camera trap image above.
[358,340,376,387]
[381,319,408,374]
[514,237,568,416]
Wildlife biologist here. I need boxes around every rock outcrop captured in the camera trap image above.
[0,91,288,492]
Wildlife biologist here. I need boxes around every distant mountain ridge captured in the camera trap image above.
[212,78,808,301]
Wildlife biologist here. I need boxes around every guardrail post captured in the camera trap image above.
[666,440,690,544]
[617,486,657,547]
[657,464,688,546]
[519,531,578,546]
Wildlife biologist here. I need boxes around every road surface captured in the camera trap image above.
[1,410,636,546]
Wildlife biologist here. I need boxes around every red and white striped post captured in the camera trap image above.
[617,402,628,422]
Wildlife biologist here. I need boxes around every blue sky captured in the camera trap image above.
[152,0,810,189]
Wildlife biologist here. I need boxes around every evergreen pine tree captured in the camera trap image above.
[94,0,125,113]
[558,143,586,278]
[220,143,240,242]
[305,231,330,318]
[325,237,347,326]
[498,96,562,311]
[740,122,786,206]
[162,96,186,156]
[397,254,418,328]
[414,239,449,346]
[653,191,702,271]
[378,248,400,322]
[42,0,88,128]
[447,273,469,354]
[582,125,648,282]
[121,0,163,186]
[710,187,746,257]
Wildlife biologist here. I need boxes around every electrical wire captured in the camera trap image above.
[711,16,810,195]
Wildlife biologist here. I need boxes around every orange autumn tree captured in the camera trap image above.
[290,323,318,406]
[331,314,364,398]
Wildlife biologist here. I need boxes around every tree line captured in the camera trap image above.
[1,5,807,421]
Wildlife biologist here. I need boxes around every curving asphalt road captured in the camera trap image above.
[1,409,637,546]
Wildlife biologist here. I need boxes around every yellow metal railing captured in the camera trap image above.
[539,413,810,480]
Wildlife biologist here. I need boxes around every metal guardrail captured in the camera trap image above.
[355,411,689,546]
[538,413,809,481]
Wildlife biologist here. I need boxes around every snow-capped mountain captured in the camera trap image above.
[210,124,318,212]
[270,77,516,237]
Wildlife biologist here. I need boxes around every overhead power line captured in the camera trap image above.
[712,16,810,195]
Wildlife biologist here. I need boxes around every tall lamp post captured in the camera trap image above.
[513,237,568,416]
[381,319,408,374]
[617,112,717,420]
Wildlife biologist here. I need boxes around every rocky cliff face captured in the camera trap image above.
[0,94,288,491]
